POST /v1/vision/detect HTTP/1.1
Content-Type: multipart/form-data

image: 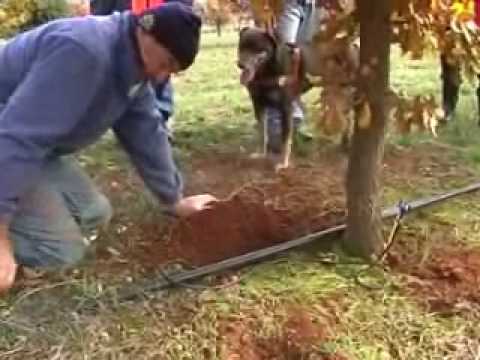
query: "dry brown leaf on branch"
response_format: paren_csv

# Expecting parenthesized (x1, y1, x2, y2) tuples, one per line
(392, 0, 480, 81)
(323, 106, 347, 135)
(314, 89, 443, 138)
(389, 93, 442, 137)
(249, 0, 283, 29)
(205, 0, 233, 25)
(357, 100, 372, 129)
(314, 85, 354, 136)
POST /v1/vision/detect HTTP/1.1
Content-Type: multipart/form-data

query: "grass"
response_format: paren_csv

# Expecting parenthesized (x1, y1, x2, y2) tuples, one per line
(2, 30, 480, 359)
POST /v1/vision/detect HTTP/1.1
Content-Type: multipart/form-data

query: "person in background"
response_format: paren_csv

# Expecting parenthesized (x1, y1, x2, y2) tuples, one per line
(266, 0, 317, 152)
(439, 0, 480, 124)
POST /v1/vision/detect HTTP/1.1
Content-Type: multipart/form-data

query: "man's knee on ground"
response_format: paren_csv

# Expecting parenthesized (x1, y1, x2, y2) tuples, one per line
(42, 238, 87, 268)
(12, 229, 88, 268)
(76, 194, 113, 233)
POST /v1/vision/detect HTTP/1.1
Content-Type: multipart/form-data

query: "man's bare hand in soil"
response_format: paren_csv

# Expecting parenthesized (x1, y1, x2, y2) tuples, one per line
(173, 194, 218, 218)
(0, 224, 17, 293)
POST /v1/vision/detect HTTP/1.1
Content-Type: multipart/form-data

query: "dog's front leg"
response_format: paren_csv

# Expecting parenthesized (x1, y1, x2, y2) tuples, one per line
(276, 100, 294, 172)
(262, 110, 268, 157)
(250, 97, 268, 159)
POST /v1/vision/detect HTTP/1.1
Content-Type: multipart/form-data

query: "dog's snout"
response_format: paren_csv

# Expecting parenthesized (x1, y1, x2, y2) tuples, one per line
(237, 61, 245, 70)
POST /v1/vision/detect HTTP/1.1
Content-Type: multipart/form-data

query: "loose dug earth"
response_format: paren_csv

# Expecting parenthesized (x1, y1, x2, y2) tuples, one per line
(135, 170, 345, 268)
(390, 244, 480, 313)
(219, 307, 347, 360)
(96, 144, 477, 273)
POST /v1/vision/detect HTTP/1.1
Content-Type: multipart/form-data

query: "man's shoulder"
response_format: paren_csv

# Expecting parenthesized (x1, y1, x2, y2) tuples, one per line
(39, 16, 116, 57)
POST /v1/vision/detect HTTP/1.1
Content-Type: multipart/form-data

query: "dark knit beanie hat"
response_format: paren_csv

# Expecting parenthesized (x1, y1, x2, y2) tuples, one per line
(136, 3, 201, 70)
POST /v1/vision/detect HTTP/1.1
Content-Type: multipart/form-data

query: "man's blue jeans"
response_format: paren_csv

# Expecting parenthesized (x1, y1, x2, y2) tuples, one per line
(276, 0, 316, 44)
(10, 157, 112, 268)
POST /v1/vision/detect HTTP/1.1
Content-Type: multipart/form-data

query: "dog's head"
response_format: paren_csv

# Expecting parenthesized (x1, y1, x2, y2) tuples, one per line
(237, 27, 276, 86)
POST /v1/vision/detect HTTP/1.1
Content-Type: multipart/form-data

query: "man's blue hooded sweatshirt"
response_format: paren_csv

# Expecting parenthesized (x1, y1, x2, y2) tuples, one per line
(0, 12, 183, 221)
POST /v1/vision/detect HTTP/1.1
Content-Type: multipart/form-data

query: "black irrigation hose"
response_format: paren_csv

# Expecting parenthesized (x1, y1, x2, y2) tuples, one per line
(117, 181, 480, 302)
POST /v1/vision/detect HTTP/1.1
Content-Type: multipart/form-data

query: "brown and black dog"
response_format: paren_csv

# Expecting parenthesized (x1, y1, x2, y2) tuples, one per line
(237, 27, 311, 171)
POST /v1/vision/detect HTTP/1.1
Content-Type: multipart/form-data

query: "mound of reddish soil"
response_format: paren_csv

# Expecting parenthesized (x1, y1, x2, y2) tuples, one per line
(136, 173, 345, 267)
(167, 196, 343, 266)
(169, 196, 295, 265)
(409, 248, 480, 312)
(219, 308, 347, 360)
(392, 245, 480, 313)
(95, 144, 479, 275)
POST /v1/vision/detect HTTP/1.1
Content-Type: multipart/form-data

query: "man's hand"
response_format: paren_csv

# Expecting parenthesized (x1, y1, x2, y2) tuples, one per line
(173, 194, 218, 218)
(0, 225, 17, 293)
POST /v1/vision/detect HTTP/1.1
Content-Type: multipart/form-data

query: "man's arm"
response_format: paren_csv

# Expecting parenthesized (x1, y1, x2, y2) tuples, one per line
(113, 85, 183, 208)
(113, 85, 217, 216)
(154, 79, 174, 122)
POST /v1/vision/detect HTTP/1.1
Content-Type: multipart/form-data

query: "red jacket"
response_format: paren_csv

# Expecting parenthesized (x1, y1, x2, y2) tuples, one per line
(476, 0, 480, 26)
(132, 0, 165, 14)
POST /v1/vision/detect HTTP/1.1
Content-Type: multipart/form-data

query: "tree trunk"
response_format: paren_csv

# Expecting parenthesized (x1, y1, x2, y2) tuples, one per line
(343, 0, 392, 259)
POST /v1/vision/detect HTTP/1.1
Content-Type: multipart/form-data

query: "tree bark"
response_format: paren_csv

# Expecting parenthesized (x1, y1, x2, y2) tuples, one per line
(343, 0, 393, 259)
